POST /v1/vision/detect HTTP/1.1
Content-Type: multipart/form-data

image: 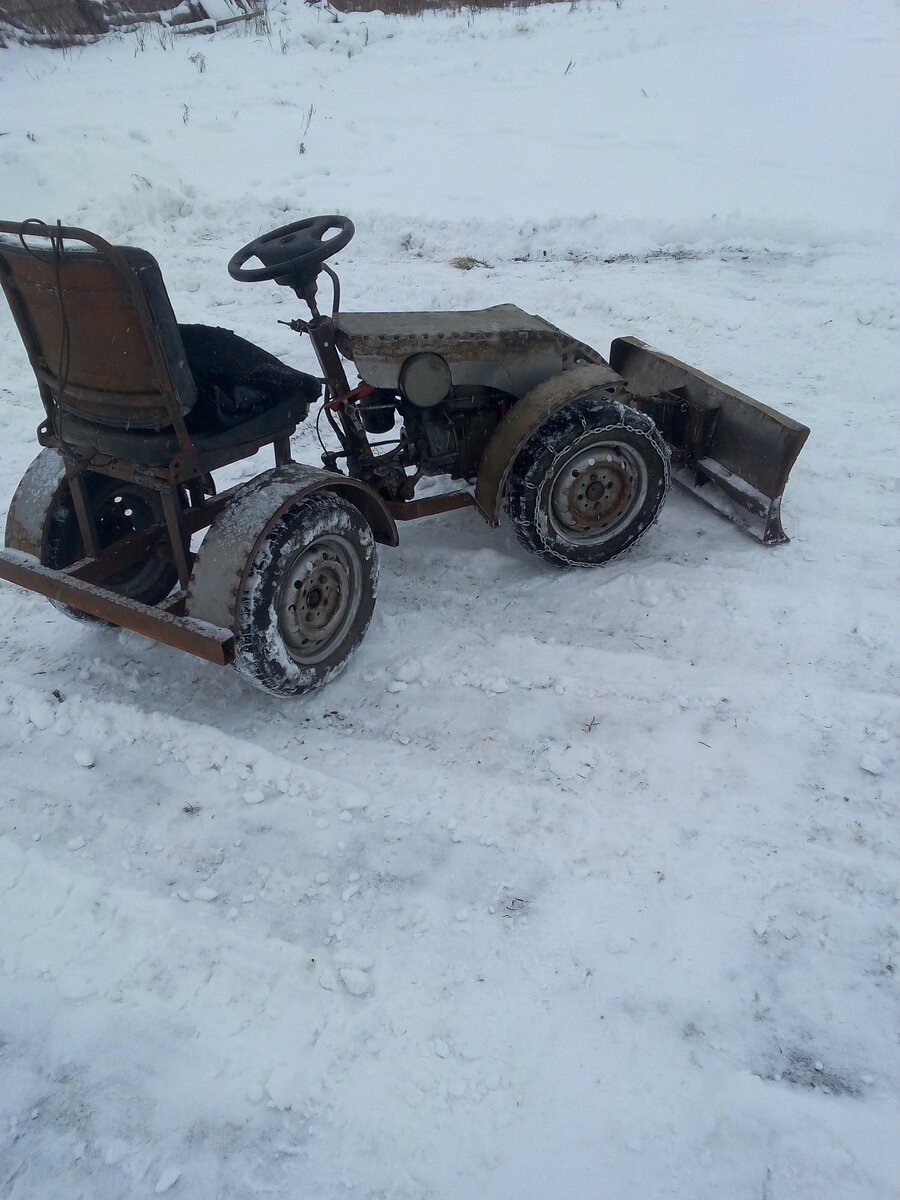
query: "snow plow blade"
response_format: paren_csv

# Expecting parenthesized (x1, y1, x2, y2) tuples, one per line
(609, 337, 809, 544)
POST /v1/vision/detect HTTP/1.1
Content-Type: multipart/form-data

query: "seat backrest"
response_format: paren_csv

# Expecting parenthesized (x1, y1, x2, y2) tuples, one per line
(0, 221, 197, 431)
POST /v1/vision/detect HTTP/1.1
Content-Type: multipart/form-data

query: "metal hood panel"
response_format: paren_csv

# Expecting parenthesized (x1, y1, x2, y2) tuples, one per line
(333, 304, 606, 398)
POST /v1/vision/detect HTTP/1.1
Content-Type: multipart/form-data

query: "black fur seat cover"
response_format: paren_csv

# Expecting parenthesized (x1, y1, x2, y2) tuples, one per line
(179, 324, 321, 433)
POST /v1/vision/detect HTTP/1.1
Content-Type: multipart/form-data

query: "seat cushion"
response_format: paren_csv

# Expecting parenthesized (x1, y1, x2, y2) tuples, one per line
(180, 324, 320, 434)
(50, 324, 321, 466)
(55, 392, 313, 467)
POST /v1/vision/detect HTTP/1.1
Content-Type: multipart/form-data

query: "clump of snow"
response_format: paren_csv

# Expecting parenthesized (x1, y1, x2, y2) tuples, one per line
(338, 967, 372, 997)
(154, 1167, 182, 1195)
(28, 699, 55, 731)
(73, 746, 96, 769)
(392, 657, 422, 683)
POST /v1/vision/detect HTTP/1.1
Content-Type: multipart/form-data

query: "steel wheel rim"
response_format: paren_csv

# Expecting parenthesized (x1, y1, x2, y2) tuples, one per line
(277, 535, 361, 665)
(548, 438, 649, 544)
(91, 486, 168, 591)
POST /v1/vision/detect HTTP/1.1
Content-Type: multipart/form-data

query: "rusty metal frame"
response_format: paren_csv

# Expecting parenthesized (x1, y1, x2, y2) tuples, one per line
(0, 549, 234, 665)
(0, 456, 401, 665)
(28, 419, 308, 605)
(0, 472, 245, 662)
(386, 491, 475, 521)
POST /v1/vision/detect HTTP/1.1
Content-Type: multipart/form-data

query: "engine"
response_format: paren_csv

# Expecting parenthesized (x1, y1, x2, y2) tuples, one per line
(401, 386, 511, 480)
(358, 384, 510, 483)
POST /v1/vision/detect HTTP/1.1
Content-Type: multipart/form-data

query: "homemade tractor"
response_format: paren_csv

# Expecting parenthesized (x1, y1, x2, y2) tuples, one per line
(0, 216, 809, 696)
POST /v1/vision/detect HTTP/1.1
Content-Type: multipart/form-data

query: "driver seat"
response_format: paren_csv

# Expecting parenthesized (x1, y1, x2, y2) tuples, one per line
(0, 222, 319, 473)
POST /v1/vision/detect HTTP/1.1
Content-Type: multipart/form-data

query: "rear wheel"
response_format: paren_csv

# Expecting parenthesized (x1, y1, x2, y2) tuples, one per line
(504, 394, 670, 567)
(46, 476, 180, 620)
(5, 449, 179, 623)
(233, 491, 378, 696)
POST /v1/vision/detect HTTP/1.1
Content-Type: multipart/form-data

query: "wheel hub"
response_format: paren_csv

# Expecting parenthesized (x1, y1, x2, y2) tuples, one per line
(277, 536, 360, 664)
(91, 485, 172, 593)
(549, 441, 649, 543)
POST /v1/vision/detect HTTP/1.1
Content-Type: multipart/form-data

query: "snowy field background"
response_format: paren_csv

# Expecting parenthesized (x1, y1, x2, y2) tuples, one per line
(0, 1, 898, 1196)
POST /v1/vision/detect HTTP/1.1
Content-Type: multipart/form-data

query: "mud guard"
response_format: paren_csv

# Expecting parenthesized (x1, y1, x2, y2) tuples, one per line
(187, 463, 397, 634)
(474, 363, 626, 525)
(609, 337, 809, 545)
(4, 447, 70, 559)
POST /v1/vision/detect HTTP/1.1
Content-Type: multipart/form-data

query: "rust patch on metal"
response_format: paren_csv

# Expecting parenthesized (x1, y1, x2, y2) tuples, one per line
(386, 491, 476, 521)
(0, 549, 234, 665)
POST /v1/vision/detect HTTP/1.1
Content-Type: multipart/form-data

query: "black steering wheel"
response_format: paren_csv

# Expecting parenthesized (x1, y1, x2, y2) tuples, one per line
(228, 215, 355, 285)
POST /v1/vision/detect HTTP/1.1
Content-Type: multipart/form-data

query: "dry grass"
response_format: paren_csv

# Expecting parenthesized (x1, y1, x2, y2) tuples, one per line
(0, 0, 589, 50)
(449, 255, 493, 270)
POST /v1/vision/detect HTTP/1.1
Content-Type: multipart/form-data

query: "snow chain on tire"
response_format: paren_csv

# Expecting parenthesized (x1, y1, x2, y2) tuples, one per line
(503, 392, 671, 568)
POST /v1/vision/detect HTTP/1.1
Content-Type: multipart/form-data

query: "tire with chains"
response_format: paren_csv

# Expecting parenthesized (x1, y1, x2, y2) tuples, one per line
(504, 393, 670, 567)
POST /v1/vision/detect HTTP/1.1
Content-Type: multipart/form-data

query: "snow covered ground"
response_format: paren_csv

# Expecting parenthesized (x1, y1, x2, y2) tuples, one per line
(0, 1, 898, 1196)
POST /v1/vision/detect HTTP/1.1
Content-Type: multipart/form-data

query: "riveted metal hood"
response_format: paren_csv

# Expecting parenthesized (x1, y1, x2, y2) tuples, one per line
(333, 303, 607, 398)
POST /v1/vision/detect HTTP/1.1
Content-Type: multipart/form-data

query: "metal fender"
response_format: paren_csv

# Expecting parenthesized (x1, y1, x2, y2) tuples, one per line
(4, 447, 69, 557)
(187, 463, 397, 633)
(474, 363, 626, 526)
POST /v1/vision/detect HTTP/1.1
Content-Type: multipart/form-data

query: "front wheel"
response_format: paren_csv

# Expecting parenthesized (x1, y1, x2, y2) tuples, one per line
(233, 491, 378, 696)
(503, 393, 670, 567)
